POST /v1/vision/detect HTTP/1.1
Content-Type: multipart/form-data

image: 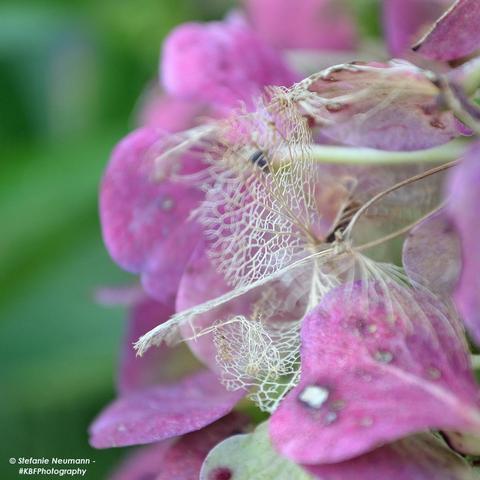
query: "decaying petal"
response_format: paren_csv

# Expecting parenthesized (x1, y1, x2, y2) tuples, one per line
(383, 0, 452, 56)
(293, 60, 462, 150)
(413, 0, 480, 61)
(403, 209, 462, 294)
(244, 0, 356, 51)
(99, 128, 204, 304)
(307, 433, 479, 480)
(89, 370, 244, 448)
(270, 282, 480, 464)
(118, 295, 199, 396)
(447, 140, 480, 344)
(161, 15, 298, 111)
(200, 422, 313, 480)
(110, 413, 248, 480)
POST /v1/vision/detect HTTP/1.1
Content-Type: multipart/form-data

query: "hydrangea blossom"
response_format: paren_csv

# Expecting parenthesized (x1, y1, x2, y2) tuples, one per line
(93, 0, 480, 478)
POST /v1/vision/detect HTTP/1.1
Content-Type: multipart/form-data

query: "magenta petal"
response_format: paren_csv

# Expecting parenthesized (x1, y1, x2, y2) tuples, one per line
(447, 141, 480, 344)
(89, 370, 244, 448)
(245, 0, 357, 51)
(176, 241, 254, 371)
(413, 0, 480, 61)
(307, 434, 475, 480)
(161, 16, 298, 110)
(402, 210, 461, 294)
(110, 413, 248, 480)
(270, 283, 480, 464)
(383, 0, 451, 56)
(99, 128, 204, 304)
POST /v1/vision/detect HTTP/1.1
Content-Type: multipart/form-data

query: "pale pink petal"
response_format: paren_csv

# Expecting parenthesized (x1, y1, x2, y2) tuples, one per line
(99, 128, 204, 304)
(161, 16, 298, 111)
(403, 210, 462, 294)
(118, 295, 199, 396)
(306, 61, 462, 150)
(413, 0, 480, 61)
(447, 140, 480, 344)
(383, 0, 452, 56)
(89, 370, 244, 448)
(307, 433, 476, 480)
(270, 283, 480, 464)
(244, 0, 357, 51)
(110, 414, 248, 480)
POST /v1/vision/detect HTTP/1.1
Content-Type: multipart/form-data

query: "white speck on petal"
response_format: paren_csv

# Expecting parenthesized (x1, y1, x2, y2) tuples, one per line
(299, 385, 329, 409)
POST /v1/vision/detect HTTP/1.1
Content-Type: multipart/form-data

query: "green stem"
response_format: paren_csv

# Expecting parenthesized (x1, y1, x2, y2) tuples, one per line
(309, 140, 467, 166)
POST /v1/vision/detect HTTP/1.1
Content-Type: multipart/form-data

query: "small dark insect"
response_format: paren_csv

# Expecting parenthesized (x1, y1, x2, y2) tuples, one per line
(325, 200, 361, 243)
(249, 150, 269, 172)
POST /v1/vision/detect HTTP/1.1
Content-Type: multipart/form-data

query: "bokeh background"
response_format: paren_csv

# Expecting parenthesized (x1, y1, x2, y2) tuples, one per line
(0, 1, 233, 478)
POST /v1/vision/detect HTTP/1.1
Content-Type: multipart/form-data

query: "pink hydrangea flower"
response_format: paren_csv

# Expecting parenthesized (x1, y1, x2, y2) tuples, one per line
(93, 1, 480, 478)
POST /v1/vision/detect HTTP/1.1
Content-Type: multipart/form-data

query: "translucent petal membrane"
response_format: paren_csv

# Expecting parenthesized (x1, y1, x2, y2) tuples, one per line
(118, 295, 199, 395)
(403, 210, 461, 294)
(89, 370, 244, 448)
(297, 60, 461, 150)
(244, 0, 356, 51)
(99, 128, 204, 304)
(447, 141, 480, 344)
(383, 0, 452, 56)
(306, 434, 478, 480)
(270, 282, 480, 464)
(161, 15, 298, 111)
(200, 422, 313, 480)
(413, 0, 480, 61)
(110, 414, 248, 480)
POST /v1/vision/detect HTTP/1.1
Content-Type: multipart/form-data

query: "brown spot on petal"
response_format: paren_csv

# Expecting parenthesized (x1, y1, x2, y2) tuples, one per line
(430, 119, 446, 129)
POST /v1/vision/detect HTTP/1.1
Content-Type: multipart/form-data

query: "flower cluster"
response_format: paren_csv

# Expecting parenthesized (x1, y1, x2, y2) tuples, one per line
(91, 1, 480, 478)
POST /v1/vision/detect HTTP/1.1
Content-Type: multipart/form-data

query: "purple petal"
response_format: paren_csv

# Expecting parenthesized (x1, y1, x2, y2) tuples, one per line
(118, 295, 199, 396)
(89, 370, 244, 448)
(110, 413, 248, 480)
(270, 283, 480, 464)
(307, 433, 476, 480)
(447, 140, 480, 344)
(413, 0, 480, 61)
(402, 210, 461, 294)
(383, 0, 452, 56)
(244, 0, 357, 51)
(308, 61, 462, 150)
(161, 15, 298, 111)
(176, 241, 254, 371)
(99, 128, 204, 304)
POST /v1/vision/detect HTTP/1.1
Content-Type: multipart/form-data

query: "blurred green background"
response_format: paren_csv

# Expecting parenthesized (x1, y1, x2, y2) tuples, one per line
(0, 1, 232, 478)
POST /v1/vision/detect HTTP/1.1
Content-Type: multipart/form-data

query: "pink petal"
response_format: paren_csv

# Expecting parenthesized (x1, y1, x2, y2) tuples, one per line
(161, 15, 298, 111)
(383, 0, 452, 56)
(99, 127, 204, 304)
(307, 61, 462, 150)
(176, 241, 255, 371)
(447, 140, 480, 344)
(307, 433, 476, 480)
(89, 370, 244, 448)
(270, 283, 480, 464)
(137, 88, 211, 131)
(402, 210, 461, 294)
(110, 413, 248, 480)
(413, 0, 480, 61)
(244, 0, 357, 51)
(118, 295, 198, 396)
